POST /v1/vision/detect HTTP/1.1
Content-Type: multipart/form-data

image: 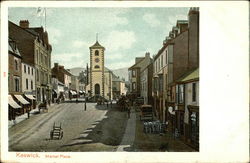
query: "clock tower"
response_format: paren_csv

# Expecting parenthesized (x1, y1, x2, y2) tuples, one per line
(89, 39, 105, 97)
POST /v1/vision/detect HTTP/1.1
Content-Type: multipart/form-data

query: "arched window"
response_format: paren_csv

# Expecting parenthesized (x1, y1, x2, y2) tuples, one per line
(95, 50, 99, 56)
(94, 65, 100, 69)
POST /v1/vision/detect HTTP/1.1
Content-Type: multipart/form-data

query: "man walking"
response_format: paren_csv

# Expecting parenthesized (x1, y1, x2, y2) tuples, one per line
(127, 106, 131, 118)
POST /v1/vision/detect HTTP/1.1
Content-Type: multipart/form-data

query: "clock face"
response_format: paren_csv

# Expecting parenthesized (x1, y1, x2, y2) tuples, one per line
(95, 58, 100, 63)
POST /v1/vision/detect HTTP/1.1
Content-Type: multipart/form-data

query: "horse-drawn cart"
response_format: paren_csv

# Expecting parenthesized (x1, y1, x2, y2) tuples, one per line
(50, 122, 63, 140)
(139, 104, 153, 121)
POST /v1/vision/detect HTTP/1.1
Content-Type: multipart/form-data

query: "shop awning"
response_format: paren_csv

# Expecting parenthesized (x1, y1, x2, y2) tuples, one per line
(8, 95, 21, 109)
(25, 94, 36, 100)
(14, 95, 30, 105)
(70, 90, 77, 95)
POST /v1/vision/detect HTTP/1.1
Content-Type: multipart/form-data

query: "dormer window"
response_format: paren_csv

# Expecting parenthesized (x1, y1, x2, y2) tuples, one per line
(95, 50, 99, 56)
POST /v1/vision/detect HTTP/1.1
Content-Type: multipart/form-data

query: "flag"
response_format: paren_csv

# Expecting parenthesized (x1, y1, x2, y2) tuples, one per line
(36, 7, 45, 17)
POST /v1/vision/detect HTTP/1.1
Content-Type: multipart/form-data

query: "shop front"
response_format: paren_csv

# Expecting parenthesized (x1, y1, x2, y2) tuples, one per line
(8, 95, 21, 121)
(187, 105, 199, 150)
(13, 94, 30, 118)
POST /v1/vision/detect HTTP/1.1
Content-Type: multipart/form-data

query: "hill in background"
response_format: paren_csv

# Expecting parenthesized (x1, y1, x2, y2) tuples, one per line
(68, 67, 128, 81)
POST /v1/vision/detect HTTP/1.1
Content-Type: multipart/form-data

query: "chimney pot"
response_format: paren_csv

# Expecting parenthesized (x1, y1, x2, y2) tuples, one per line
(19, 20, 29, 28)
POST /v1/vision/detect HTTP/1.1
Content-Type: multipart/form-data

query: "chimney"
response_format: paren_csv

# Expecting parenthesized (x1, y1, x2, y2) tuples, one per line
(54, 63, 59, 68)
(19, 20, 29, 28)
(145, 52, 150, 58)
(188, 7, 199, 69)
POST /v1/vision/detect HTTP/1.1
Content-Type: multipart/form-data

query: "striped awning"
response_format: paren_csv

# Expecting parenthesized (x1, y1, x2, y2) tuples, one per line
(8, 95, 21, 109)
(25, 94, 36, 100)
(14, 95, 30, 105)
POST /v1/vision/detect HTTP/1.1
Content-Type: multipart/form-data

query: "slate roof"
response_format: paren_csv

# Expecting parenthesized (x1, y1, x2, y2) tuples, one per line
(90, 41, 105, 49)
(176, 68, 199, 83)
(8, 38, 22, 58)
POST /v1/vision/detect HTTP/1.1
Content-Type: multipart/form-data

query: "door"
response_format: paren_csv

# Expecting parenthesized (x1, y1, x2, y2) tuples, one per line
(95, 84, 100, 95)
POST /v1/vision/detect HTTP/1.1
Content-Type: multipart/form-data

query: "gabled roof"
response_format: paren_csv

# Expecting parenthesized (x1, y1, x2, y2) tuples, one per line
(90, 41, 105, 49)
(176, 68, 199, 83)
(128, 57, 145, 70)
(8, 38, 22, 58)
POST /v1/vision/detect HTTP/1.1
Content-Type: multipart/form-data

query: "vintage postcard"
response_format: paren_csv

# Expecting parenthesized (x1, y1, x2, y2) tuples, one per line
(0, 1, 249, 163)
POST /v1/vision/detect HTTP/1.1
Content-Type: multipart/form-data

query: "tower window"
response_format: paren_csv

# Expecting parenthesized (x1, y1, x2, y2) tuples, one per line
(95, 50, 99, 56)
(94, 65, 100, 69)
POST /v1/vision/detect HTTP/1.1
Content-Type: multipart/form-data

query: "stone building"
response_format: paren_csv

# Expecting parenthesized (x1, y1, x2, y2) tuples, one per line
(8, 38, 23, 120)
(112, 75, 126, 100)
(9, 20, 52, 104)
(140, 62, 153, 105)
(128, 52, 152, 97)
(175, 68, 199, 150)
(87, 40, 113, 100)
(51, 63, 72, 99)
(8, 38, 22, 95)
(22, 62, 36, 96)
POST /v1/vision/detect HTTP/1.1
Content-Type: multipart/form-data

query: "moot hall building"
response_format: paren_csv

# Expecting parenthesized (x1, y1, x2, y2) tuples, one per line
(86, 40, 113, 100)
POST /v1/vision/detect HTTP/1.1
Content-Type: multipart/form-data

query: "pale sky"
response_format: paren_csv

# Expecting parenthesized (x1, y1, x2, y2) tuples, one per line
(8, 7, 189, 70)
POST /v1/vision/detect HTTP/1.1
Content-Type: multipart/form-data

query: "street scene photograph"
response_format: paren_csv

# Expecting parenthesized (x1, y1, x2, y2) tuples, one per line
(7, 7, 199, 152)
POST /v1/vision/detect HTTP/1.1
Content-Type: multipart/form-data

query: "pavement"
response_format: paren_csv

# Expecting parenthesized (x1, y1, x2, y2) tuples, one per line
(8, 103, 56, 128)
(116, 107, 136, 152)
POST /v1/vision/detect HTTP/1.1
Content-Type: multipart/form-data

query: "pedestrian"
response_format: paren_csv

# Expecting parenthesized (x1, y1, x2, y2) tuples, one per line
(84, 97, 87, 111)
(127, 106, 131, 118)
(110, 100, 112, 108)
(106, 101, 109, 108)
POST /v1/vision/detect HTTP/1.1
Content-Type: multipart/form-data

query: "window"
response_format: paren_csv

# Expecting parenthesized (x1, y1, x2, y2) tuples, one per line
(161, 55, 163, 68)
(32, 68, 33, 75)
(14, 77, 20, 92)
(31, 80, 33, 90)
(95, 50, 99, 56)
(192, 83, 196, 102)
(24, 65, 26, 73)
(165, 50, 168, 64)
(15, 60, 18, 71)
(132, 82, 136, 90)
(178, 84, 184, 103)
(26, 78, 28, 89)
(28, 67, 30, 74)
(36, 50, 39, 63)
(37, 69, 39, 81)
(132, 70, 136, 77)
(94, 65, 100, 69)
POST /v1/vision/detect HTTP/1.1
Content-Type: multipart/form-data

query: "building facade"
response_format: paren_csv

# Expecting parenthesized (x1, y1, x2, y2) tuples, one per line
(89, 41, 105, 97)
(140, 62, 153, 105)
(51, 63, 72, 99)
(22, 62, 36, 96)
(8, 38, 22, 95)
(128, 52, 152, 97)
(9, 20, 52, 104)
